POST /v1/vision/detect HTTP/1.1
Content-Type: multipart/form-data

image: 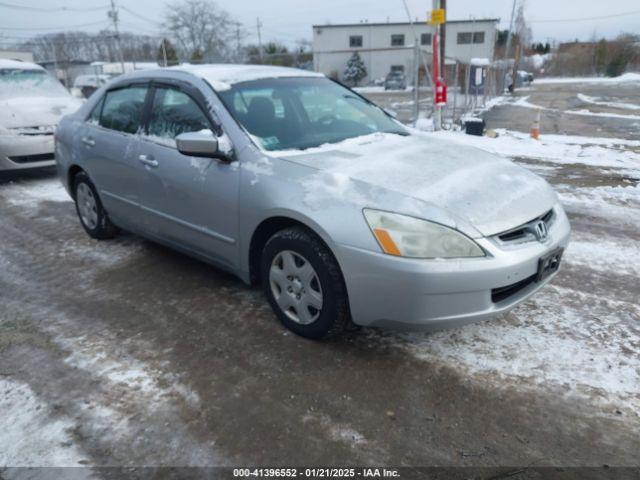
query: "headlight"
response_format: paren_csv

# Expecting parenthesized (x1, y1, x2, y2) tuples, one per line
(363, 209, 485, 259)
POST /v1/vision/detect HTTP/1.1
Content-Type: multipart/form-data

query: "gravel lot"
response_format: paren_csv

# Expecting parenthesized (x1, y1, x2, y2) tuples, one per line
(1, 79, 639, 475)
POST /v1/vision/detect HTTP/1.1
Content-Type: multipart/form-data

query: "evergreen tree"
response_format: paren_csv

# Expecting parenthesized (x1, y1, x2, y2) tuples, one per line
(157, 38, 179, 66)
(343, 52, 367, 86)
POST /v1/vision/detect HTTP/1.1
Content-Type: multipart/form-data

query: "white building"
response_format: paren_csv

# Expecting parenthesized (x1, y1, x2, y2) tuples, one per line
(0, 50, 34, 62)
(312, 19, 498, 84)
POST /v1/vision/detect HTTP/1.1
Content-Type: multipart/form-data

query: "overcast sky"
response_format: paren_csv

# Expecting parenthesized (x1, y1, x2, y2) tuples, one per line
(1, 0, 638, 47)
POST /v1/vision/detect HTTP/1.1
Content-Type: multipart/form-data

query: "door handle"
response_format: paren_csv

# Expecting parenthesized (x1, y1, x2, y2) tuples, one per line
(138, 154, 158, 167)
(81, 137, 95, 147)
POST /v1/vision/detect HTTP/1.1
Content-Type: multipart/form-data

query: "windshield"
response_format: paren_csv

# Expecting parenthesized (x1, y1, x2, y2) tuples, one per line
(0, 69, 69, 99)
(217, 77, 408, 151)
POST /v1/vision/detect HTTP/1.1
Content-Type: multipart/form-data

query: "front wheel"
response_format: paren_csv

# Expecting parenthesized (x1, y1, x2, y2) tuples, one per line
(261, 227, 350, 339)
(73, 172, 118, 240)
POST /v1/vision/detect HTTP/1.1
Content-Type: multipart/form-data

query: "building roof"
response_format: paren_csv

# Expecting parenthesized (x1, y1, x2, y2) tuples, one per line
(173, 64, 324, 90)
(313, 19, 499, 28)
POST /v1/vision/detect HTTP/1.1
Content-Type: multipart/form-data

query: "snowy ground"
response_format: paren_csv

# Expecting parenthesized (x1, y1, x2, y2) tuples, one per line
(0, 77, 639, 471)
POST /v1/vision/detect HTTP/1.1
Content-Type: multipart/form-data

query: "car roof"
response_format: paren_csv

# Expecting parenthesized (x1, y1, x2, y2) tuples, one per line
(173, 64, 325, 91)
(0, 59, 45, 71)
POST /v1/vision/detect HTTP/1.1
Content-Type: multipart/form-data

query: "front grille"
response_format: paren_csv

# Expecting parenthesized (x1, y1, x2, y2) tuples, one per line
(9, 153, 55, 164)
(10, 126, 55, 136)
(496, 209, 554, 245)
(491, 274, 537, 303)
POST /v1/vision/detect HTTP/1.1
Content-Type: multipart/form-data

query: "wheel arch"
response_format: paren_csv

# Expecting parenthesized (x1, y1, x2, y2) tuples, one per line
(247, 215, 342, 286)
(66, 164, 86, 199)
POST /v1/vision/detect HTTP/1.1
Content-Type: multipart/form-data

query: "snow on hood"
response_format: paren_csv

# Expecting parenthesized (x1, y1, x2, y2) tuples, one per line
(0, 95, 82, 129)
(275, 133, 557, 237)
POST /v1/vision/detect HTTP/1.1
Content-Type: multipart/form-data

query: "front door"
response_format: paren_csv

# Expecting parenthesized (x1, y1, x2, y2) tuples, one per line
(136, 85, 240, 269)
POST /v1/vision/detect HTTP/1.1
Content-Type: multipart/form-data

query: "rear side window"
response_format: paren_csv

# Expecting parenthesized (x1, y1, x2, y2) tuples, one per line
(99, 86, 148, 134)
(87, 97, 103, 125)
(147, 87, 211, 140)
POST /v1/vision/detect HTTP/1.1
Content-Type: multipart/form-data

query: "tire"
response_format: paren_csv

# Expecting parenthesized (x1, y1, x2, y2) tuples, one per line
(73, 171, 118, 240)
(261, 227, 350, 339)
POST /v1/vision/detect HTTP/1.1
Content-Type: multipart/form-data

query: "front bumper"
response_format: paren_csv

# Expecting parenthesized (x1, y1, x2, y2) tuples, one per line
(0, 134, 56, 171)
(336, 205, 571, 331)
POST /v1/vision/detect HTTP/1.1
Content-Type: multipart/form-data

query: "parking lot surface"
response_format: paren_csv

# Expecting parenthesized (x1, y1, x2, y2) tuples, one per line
(1, 79, 639, 473)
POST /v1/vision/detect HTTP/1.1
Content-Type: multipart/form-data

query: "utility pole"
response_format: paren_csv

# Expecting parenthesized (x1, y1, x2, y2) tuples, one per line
(440, 0, 446, 75)
(503, 0, 517, 91)
(256, 17, 263, 63)
(401, 0, 420, 125)
(108, 0, 125, 73)
(236, 23, 241, 62)
(431, 0, 442, 131)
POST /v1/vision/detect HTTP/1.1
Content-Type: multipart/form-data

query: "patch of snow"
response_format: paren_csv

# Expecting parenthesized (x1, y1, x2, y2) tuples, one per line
(470, 57, 491, 67)
(558, 183, 640, 227)
(414, 116, 434, 132)
(434, 129, 640, 170)
(577, 93, 640, 111)
(0, 378, 90, 468)
(3, 178, 71, 206)
(391, 283, 640, 416)
(302, 413, 367, 446)
(566, 109, 640, 122)
(534, 73, 640, 84)
(242, 156, 273, 186)
(302, 171, 368, 210)
(565, 232, 640, 277)
(57, 333, 200, 407)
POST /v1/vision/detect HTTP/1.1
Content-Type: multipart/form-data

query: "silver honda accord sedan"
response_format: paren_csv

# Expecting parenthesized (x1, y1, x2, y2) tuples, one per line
(55, 64, 570, 339)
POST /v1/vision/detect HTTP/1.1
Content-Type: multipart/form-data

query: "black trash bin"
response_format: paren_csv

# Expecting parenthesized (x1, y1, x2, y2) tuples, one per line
(464, 118, 485, 136)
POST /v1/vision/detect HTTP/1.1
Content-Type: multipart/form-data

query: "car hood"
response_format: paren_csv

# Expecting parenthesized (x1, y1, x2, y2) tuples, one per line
(275, 132, 557, 237)
(0, 95, 83, 129)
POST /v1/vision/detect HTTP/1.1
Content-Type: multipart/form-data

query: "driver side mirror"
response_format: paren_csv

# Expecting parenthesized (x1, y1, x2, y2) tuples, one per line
(176, 130, 233, 163)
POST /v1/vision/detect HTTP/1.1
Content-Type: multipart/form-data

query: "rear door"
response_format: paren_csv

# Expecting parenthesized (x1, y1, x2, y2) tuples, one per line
(136, 82, 240, 269)
(78, 83, 150, 225)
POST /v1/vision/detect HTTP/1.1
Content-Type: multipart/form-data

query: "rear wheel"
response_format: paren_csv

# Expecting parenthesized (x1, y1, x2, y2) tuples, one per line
(73, 172, 118, 240)
(261, 227, 350, 339)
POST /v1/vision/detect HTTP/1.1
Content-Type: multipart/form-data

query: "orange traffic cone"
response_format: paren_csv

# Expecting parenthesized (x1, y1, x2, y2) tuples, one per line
(530, 109, 541, 140)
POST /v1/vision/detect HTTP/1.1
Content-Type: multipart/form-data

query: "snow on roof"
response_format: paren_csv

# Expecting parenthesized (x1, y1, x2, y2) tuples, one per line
(174, 64, 324, 91)
(0, 59, 44, 71)
(470, 58, 491, 67)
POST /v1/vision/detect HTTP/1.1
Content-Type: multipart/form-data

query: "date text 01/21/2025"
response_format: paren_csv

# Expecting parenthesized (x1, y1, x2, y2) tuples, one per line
(232, 468, 401, 478)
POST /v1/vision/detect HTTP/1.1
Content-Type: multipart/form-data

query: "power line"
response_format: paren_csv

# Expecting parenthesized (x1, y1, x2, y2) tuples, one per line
(120, 6, 162, 26)
(0, 1, 107, 12)
(530, 9, 640, 23)
(0, 20, 108, 31)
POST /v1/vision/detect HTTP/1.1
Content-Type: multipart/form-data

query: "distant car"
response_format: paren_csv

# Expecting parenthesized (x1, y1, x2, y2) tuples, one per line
(73, 74, 111, 98)
(55, 64, 570, 339)
(0, 59, 82, 171)
(384, 71, 407, 90)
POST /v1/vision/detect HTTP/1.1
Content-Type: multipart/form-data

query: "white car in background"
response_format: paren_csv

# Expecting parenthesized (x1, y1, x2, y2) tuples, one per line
(0, 59, 82, 171)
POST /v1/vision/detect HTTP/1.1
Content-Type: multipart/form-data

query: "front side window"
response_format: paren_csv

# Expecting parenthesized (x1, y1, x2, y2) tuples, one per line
(147, 87, 211, 141)
(421, 33, 432, 45)
(99, 86, 148, 134)
(457, 32, 472, 44)
(217, 77, 407, 152)
(391, 34, 405, 46)
(473, 32, 485, 44)
(349, 35, 363, 48)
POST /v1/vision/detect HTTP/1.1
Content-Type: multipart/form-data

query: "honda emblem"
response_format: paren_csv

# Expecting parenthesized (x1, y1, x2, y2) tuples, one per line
(534, 221, 548, 242)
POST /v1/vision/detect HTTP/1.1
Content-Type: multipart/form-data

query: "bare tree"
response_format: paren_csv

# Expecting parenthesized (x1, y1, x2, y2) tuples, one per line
(164, 0, 239, 62)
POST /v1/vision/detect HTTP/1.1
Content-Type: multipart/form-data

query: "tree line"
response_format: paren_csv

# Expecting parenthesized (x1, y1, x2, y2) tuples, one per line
(11, 0, 311, 68)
